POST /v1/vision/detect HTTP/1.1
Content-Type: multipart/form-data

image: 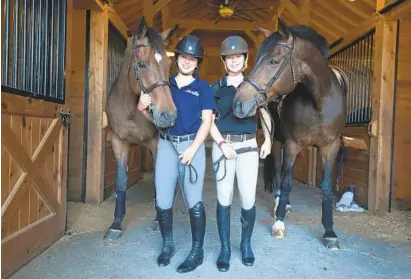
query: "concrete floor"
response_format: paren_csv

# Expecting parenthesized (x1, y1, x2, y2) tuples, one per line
(10, 150, 411, 279)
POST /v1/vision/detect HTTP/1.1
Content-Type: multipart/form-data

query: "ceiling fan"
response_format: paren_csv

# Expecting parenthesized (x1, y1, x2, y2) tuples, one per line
(198, 0, 273, 24)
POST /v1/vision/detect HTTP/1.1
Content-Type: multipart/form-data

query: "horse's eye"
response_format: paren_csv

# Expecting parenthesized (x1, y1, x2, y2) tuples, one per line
(269, 58, 279, 67)
(138, 62, 148, 70)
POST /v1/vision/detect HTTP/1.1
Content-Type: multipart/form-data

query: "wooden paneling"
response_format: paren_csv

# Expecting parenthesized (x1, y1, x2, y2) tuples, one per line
(392, 19, 411, 209)
(1, 93, 68, 278)
(67, 9, 87, 202)
(335, 127, 369, 208)
(104, 144, 143, 200)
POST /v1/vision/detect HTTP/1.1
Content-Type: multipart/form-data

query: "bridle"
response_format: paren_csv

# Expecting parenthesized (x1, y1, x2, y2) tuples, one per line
(240, 36, 296, 108)
(237, 34, 297, 147)
(131, 37, 171, 95)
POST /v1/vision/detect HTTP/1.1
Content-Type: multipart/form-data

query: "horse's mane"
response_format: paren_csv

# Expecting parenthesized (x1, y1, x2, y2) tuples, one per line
(256, 25, 329, 62)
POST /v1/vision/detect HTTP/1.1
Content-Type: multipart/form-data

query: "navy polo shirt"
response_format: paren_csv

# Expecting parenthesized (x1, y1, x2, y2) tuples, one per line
(212, 76, 257, 135)
(168, 74, 216, 136)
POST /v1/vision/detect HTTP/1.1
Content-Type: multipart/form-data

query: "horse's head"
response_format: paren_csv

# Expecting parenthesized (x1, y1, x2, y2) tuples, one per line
(233, 18, 301, 118)
(128, 17, 178, 128)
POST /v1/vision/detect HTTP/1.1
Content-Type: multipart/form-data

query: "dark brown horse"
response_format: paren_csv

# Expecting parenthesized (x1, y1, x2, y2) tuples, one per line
(104, 17, 178, 240)
(233, 19, 348, 250)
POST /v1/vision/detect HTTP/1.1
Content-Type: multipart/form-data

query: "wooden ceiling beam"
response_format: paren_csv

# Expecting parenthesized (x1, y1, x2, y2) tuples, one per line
(169, 18, 274, 32)
(150, 0, 170, 17)
(335, 0, 371, 19)
(107, 6, 129, 39)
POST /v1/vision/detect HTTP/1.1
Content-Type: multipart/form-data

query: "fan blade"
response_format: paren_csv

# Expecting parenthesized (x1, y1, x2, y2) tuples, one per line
(232, 12, 254, 22)
(198, 0, 220, 8)
(214, 15, 222, 24)
(235, 6, 274, 12)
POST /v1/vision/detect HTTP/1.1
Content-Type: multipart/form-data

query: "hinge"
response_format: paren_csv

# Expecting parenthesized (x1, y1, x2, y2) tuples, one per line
(59, 108, 73, 127)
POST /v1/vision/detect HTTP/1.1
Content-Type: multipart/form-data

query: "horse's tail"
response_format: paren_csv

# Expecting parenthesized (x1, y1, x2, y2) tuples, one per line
(264, 153, 275, 193)
(330, 65, 349, 94)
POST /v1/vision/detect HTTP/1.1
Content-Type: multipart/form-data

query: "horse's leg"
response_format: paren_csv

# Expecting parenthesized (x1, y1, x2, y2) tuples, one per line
(272, 140, 283, 217)
(319, 138, 340, 250)
(272, 140, 301, 239)
(104, 133, 129, 241)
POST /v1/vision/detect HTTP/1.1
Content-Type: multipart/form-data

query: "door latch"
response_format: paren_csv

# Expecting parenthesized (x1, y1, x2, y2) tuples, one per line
(59, 108, 73, 127)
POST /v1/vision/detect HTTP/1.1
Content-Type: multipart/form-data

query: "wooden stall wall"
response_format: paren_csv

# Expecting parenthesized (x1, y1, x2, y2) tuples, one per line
(392, 17, 411, 210)
(1, 0, 73, 277)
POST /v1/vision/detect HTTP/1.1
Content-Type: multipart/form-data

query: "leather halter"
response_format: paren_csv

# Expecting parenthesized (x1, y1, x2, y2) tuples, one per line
(131, 37, 171, 95)
(240, 36, 296, 108)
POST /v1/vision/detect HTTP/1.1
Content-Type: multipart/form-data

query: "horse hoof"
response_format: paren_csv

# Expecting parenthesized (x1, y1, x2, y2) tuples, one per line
(286, 204, 292, 213)
(272, 228, 285, 240)
(104, 228, 124, 241)
(323, 238, 340, 250)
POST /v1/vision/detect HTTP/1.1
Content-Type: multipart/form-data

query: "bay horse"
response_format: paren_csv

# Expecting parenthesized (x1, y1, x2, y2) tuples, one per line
(104, 17, 178, 240)
(233, 19, 348, 250)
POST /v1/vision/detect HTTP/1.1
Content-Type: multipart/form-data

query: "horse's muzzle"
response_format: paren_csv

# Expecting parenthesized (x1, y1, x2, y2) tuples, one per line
(233, 99, 257, 118)
(153, 109, 177, 128)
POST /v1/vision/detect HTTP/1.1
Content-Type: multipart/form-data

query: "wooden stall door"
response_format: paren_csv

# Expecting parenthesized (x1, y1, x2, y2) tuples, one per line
(1, 94, 68, 278)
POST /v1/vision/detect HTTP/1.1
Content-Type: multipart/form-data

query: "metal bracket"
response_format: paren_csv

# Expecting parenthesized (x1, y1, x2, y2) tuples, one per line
(59, 108, 73, 127)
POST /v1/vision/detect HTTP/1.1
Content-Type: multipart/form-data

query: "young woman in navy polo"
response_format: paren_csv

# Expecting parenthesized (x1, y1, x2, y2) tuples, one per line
(209, 36, 272, 272)
(138, 35, 215, 274)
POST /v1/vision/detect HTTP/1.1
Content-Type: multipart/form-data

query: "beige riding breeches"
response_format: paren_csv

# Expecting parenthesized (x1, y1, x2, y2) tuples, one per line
(212, 138, 259, 210)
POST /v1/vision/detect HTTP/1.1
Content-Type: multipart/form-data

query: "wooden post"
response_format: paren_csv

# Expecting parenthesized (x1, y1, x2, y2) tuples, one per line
(86, 9, 109, 203)
(368, 15, 398, 213)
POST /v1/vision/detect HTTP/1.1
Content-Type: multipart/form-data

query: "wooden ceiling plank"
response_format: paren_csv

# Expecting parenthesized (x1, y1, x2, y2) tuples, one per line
(335, 0, 371, 19)
(310, 21, 338, 43)
(311, 10, 348, 35)
(318, 1, 362, 26)
(170, 18, 260, 31)
(167, 27, 196, 50)
(312, 3, 355, 29)
(115, 0, 140, 14)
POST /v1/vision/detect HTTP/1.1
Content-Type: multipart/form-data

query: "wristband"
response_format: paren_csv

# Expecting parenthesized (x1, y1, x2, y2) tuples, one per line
(218, 140, 226, 148)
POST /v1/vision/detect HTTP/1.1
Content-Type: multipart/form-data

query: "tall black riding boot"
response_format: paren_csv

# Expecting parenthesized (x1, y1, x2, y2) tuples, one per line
(177, 201, 206, 273)
(155, 205, 175, 267)
(240, 205, 256, 266)
(216, 201, 231, 272)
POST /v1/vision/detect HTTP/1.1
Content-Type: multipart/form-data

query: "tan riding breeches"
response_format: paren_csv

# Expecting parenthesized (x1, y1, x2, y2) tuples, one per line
(212, 138, 259, 210)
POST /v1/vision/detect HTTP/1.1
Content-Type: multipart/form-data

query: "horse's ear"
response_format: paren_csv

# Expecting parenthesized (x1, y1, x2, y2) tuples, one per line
(136, 16, 148, 39)
(256, 25, 273, 38)
(161, 24, 179, 43)
(277, 17, 290, 40)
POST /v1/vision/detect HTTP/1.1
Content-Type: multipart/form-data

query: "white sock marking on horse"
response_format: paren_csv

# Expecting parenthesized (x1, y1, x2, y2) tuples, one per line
(272, 220, 285, 231)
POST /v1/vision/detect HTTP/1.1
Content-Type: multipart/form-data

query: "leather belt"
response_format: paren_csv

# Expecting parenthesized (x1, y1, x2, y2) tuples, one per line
(160, 133, 196, 143)
(222, 133, 256, 142)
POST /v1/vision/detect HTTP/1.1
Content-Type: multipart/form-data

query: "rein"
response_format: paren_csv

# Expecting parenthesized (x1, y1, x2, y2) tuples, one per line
(212, 147, 260, 181)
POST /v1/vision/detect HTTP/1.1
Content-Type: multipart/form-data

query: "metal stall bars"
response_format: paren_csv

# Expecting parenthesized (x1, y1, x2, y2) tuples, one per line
(329, 30, 375, 126)
(1, 0, 67, 103)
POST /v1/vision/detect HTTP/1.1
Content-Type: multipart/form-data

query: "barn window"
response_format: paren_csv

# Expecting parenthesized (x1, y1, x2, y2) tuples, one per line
(329, 30, 375, 126)
(107, 22, 127, 96)
(1, 0, 67, 104)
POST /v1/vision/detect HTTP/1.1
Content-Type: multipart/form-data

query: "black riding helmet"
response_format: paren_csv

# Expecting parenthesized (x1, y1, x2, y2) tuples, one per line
(175, 35, 204, 72)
